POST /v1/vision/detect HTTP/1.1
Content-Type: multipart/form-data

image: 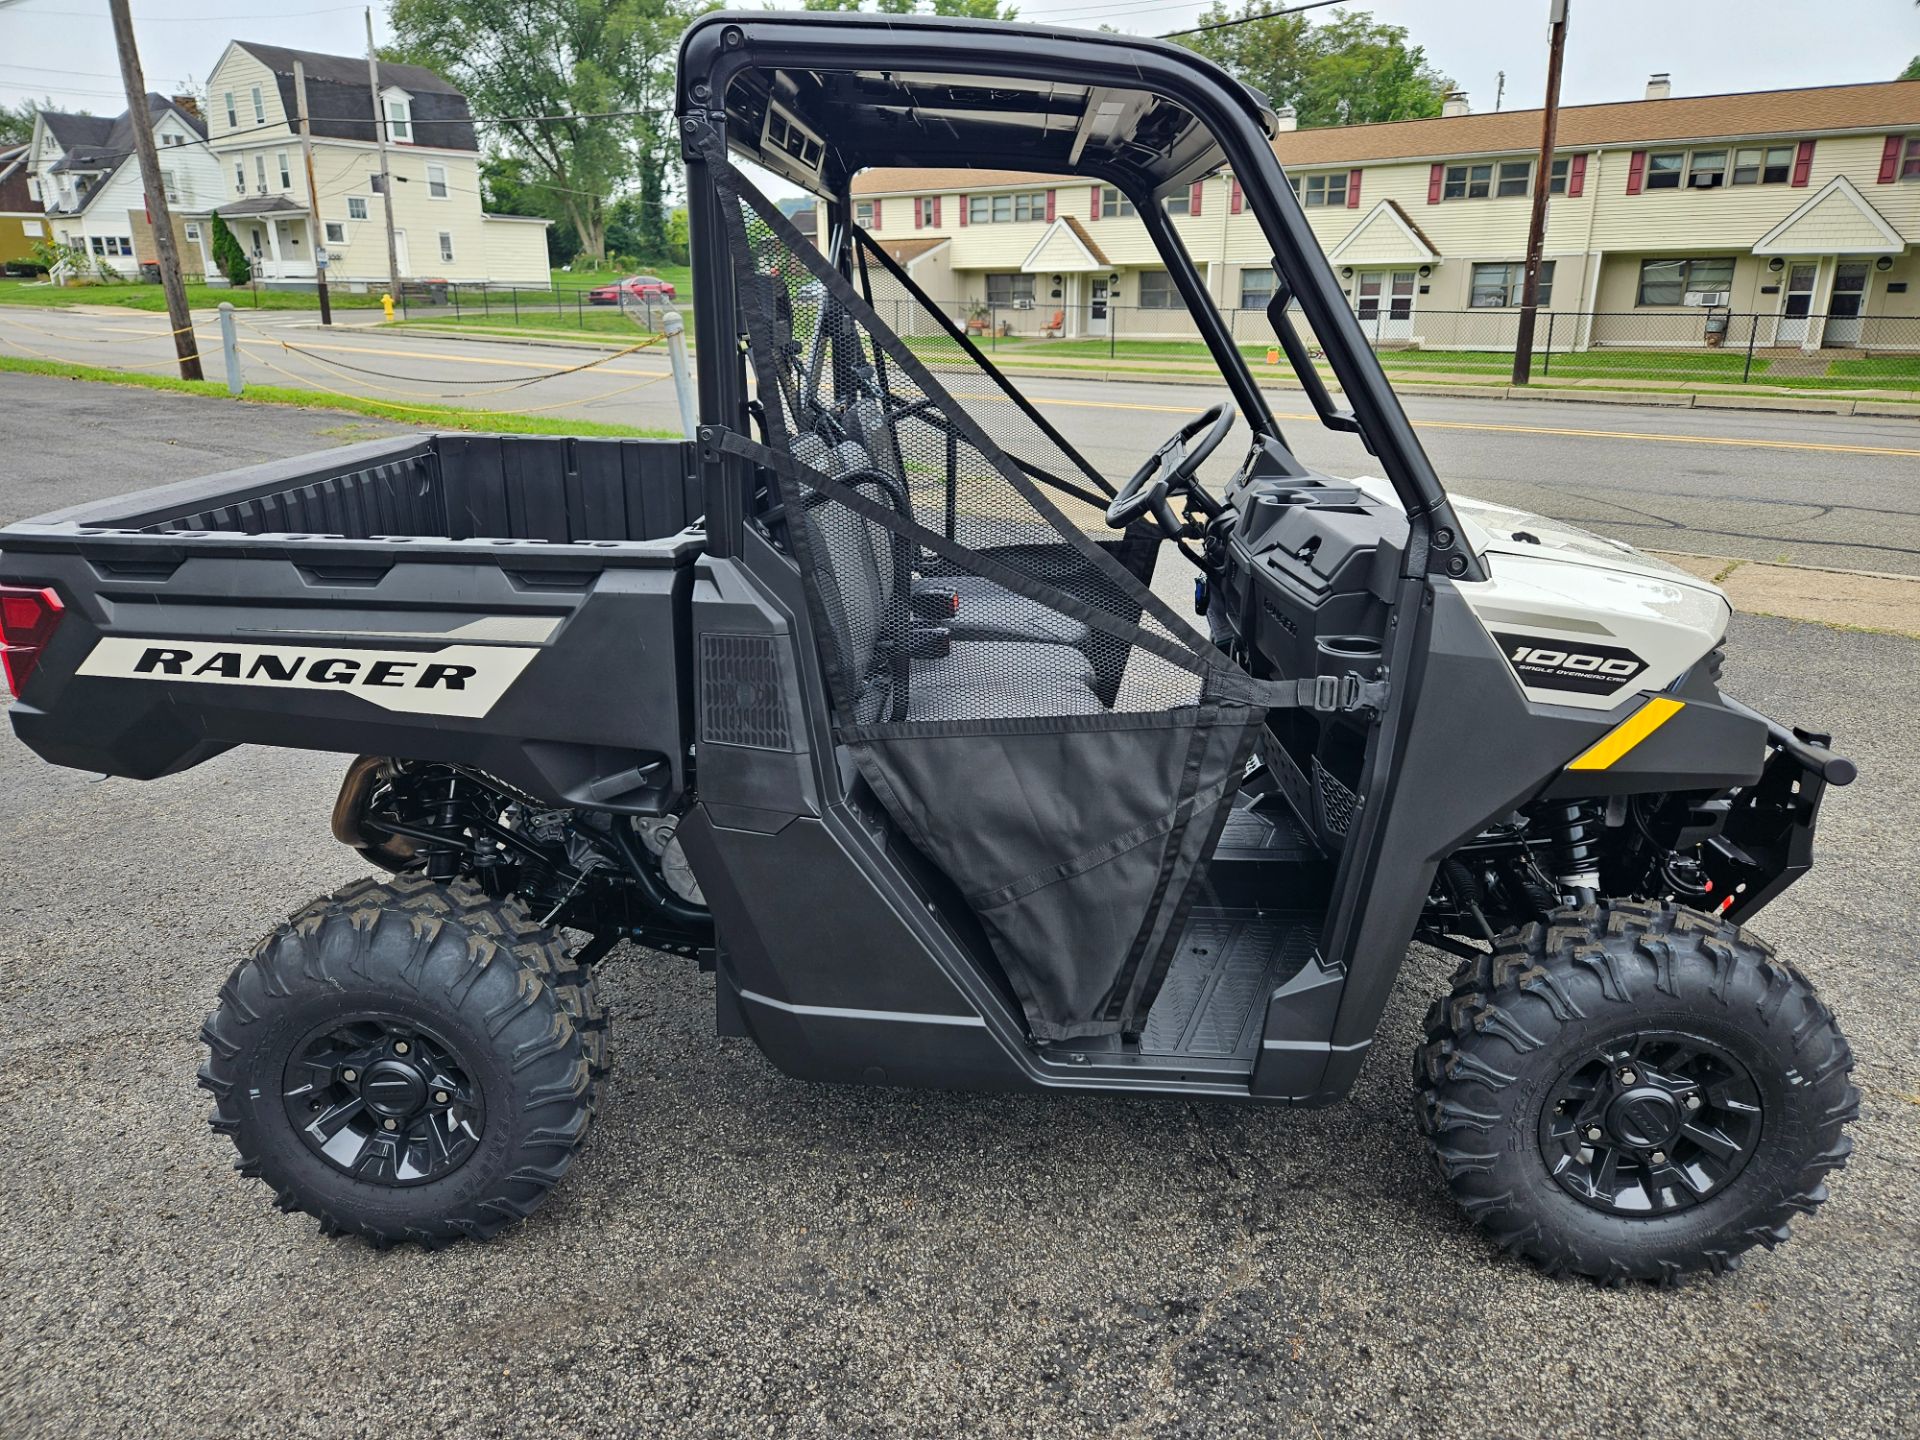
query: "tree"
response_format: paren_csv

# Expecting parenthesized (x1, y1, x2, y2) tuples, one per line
(1901, 55, 1920, 80)
(480, 153, 580, 266)
(389, 0, 698, 264)
(801, 0, 1017, 14)
(209, 213, 251, 286)
(1, 96, 68, 150)
(1173, 4, 1453, 127)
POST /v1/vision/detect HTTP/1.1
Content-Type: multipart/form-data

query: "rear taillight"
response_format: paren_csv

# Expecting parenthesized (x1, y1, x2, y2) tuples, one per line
(0, 584, 64, 697)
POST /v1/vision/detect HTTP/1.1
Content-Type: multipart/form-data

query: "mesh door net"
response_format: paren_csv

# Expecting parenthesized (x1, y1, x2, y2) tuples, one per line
(710, 149, 1271, 1040)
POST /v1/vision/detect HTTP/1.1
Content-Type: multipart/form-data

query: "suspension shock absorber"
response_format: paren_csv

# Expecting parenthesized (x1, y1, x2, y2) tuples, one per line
(424, 770, 465, 884)
(1547, 801, 1605, 902)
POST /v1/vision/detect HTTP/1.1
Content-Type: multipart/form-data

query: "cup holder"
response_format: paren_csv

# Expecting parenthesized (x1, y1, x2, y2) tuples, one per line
(1315, 633, 1383, 680)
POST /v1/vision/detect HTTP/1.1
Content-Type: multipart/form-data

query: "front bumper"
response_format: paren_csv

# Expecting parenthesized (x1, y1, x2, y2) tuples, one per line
(1705, 698, 1856, 922)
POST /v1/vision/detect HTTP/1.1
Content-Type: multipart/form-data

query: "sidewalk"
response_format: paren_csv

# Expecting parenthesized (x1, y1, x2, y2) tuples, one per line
(1652, 552, 1920, 640)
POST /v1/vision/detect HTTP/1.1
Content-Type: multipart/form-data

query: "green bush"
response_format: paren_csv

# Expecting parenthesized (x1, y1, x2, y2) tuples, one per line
(210, 214, 251, 287)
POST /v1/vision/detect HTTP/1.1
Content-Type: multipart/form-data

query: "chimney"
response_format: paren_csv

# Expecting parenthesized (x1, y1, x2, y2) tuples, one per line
(1441, 91, 1470, 118)
(1274, 104, 1297, 132)
(1645, 72, 1672, 100)
(171, 94, 201, 118)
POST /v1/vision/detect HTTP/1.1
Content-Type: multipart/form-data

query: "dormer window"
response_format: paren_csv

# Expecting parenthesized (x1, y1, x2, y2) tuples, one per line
(383, 91, 413, 143)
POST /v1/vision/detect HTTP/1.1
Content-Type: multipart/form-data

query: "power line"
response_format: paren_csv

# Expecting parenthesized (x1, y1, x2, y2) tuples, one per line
(1159, 0, 1344, 41)
(0, 3, 365, 20)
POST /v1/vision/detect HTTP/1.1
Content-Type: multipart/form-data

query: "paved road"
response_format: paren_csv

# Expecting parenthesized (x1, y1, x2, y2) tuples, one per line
(0, 384, 1915, 1437)
(5, 305, 1920, 571)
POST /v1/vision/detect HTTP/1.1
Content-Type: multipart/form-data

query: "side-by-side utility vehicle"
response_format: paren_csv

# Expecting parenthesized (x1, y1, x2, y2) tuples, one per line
(0, 14, 1859, 1280)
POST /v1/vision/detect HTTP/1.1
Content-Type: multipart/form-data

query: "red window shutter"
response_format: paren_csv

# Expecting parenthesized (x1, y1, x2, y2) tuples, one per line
(872, 199, 882, 229)
(913, 199, 922, 230)
(1229, 178, 1243, 214)
(1879, 135, 1904, 184)
(1568, 153, 1587, 197)
(1090, 184, 1102, 218)
(1427, 163, 1443, 204)
(1045, 189, 1055, 222)
(1625, 150, 1646, 195)
(1189, 181, 1204, 215)
(1791, 139, 1814, 187)
(932, 196, 941, 227)
(1347, 169, 1362, 208)
(958, 196, 968, 226)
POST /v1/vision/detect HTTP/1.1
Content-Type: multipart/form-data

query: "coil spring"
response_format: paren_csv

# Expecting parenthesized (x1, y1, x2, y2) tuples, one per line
(1548, 801, 1605, 890)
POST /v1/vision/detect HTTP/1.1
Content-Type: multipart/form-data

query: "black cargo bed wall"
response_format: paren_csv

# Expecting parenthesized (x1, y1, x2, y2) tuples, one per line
(87, 434, 701, 545)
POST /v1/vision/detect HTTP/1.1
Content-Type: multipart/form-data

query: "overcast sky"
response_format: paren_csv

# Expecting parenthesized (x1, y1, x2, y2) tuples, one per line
(2, 0, 1915, 120)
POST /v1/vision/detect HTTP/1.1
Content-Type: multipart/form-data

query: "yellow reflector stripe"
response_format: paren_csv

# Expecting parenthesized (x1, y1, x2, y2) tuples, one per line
(1566, 697, 1686, 771)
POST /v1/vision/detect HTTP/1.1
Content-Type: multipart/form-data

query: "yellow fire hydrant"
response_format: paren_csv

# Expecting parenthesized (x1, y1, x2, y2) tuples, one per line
(381, 292, 395, 322)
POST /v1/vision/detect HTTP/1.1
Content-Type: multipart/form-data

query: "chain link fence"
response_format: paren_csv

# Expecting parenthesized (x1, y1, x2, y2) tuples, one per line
(878, 297, 1920, 394)
(391, 281, 690, 335)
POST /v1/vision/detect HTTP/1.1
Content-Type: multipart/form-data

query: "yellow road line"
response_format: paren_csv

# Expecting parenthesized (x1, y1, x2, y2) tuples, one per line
(1566, 697, 1686, 771)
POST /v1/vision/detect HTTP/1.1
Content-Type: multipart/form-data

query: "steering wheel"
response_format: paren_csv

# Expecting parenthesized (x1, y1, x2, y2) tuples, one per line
(1105, 399, 1237, 534)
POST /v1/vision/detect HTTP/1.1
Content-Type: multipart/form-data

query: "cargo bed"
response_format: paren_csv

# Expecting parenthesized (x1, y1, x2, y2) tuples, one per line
(0, 434, 706, 812)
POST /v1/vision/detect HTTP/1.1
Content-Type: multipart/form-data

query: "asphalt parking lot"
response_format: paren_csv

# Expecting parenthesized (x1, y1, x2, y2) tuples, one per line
(1, 383, 1917, 1437)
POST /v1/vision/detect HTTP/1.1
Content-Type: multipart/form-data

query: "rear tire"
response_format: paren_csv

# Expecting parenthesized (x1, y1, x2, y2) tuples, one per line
(1413, 901, 1858, 1284)
(199, 887, 595, 1247)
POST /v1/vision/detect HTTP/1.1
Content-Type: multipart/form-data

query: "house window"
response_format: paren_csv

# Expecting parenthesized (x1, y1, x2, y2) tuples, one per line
(1442, 163, 1492, 200)
(386, 99, 412, 143)
(1163, 192, 1189, 216)
(254, 155, 267, 192)
(1137, 269, 1177, 309)
(278, 152, 291, 189)
(1899, 136, 1920, 181)
(1470, 260, 1555, 307)
(233, 159, 246, 195)
(92, 235, 132, 257)
(984, 272, 1034, 306)
(369, 173, 386, 195)
(184, 223, 200, 241)
(162, 169, 179, 203)
(438, 231, 454, 262)
(324, 221, 346, 244)
(855, 199, 874, 226)
(162, 132, 184, 148)
(1097, 186, 1135, 218)
(1636, 256, 1735, 305)
(426, 164, 448, 199)
(1300, 171, 1348, 207)
(918, 196, 935, 226)
(223, 92, 236, 128)
(1644, 151, 1685, 189)
(1687, 150, 1727, 188)
(1731, 145, 1795, 185)
(89, 236, 102, 255)
(967, 192, 1045, 223)
(1548, 157, 1571, 194)
(1239, 266, 1275, 309)
(1495, 160, 1531, 197)
(347, 196, 369, 220)
(23, 219, 43, 236)
(251, 86, 265, 124)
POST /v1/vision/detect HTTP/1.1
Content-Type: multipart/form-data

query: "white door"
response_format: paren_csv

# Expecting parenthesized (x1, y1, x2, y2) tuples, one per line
(1777, 263, 1817, 346)
(392, 229, 410, 277)
(1353, 271, 1416, 342)
(1088, 278, 1109, 336)
(1823, 262, 1868, 346)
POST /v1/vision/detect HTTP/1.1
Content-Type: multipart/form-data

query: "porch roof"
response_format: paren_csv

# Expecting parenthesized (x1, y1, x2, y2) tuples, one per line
(1751, 177, 1908, 257)
(217, 196, 309, 218)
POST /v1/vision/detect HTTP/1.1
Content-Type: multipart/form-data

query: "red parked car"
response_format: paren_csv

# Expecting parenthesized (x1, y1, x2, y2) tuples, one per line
(587, 274, 677, 305)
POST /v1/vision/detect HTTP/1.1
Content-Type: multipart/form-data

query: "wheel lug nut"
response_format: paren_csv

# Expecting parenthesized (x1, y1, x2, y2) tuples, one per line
(1685, 1095, 1702, 1111)
(383, 1117, 398, 1131)
(1585, 1126, 1603, 1142)
(435, 1091, 450, 1104)
(342, 1069, 358, 1082)
(1618, 1069, 1638, 1085)
(1650, 1150, 1667, 1165)
(394, 1041, 410, 1056)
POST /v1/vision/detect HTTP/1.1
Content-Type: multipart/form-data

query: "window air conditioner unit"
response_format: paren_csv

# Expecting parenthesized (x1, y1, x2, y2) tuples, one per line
(1683, 290, 1730, 307)
(1012, 298, 1035, 310)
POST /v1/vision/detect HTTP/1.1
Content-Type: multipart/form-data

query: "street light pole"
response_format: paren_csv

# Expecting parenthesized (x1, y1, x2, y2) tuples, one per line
(1511, 0, 1569, 386)
(106, 0, 202, 380)
(365, 7, 402, 304)
(293, 61, 333, 326)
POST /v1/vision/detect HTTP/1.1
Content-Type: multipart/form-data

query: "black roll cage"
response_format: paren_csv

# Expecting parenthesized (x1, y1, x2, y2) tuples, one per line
(676, 10, 1483, 584)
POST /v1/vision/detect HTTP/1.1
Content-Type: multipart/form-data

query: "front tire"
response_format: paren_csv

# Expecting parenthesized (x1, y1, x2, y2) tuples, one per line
(1414, 901, 1858, 1283)
(199, 888, 595, 1247)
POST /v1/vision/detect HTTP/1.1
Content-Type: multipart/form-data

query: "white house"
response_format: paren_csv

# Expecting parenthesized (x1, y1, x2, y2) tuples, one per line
(27, 94, 225, 279)
(200, 40, 550, 289)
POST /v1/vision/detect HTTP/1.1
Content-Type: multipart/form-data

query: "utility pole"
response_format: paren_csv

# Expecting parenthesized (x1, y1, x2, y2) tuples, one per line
(293, 61, 332, 325)
(365, 7, 402, 303)
(107, 0, 202, 380)
(1511, 0, 1569, 386)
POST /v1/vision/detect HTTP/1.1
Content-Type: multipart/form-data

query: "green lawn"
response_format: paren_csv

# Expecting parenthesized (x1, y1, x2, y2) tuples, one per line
(550, 263, 691, 296)
(0, 353, 673, 436)
(0, 276, 385, 312)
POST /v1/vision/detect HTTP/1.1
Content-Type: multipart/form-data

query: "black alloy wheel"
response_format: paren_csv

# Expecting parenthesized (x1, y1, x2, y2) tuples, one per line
(283, 1016, 486, 1186)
